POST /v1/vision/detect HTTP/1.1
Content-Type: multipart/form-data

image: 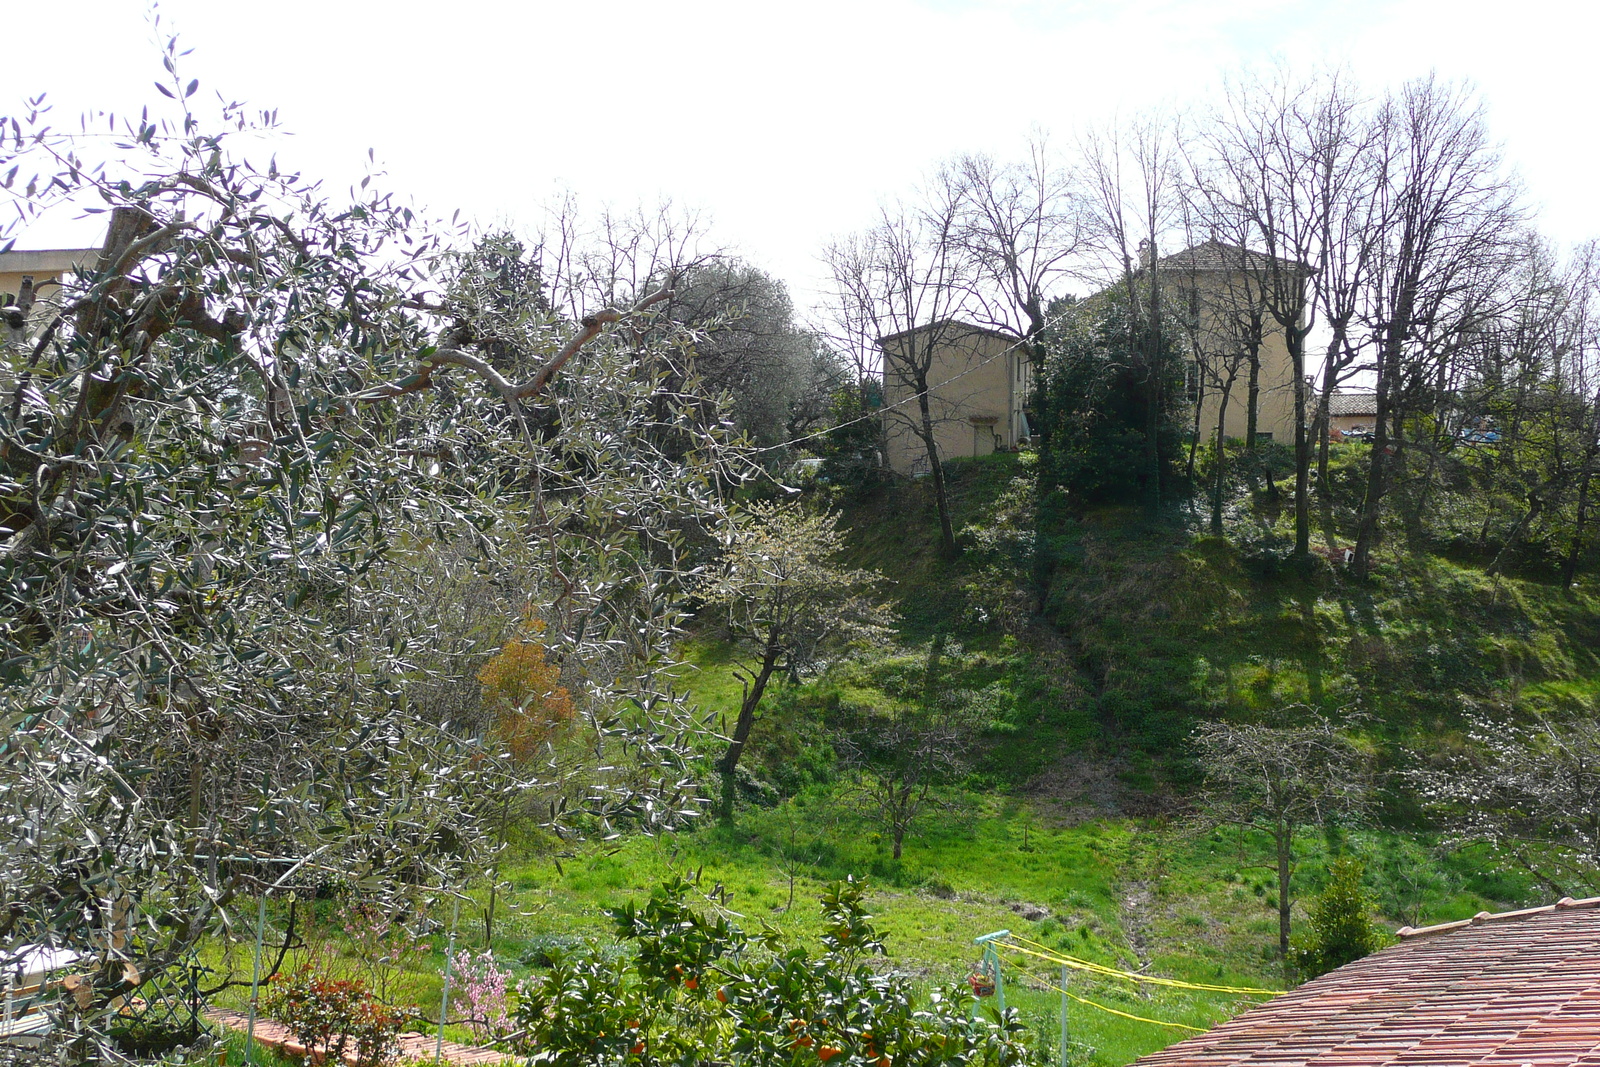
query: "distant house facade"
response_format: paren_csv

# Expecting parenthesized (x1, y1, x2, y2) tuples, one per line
(878, 321, 1031, 476)
(0, 246, 100, 341)
(1325, 391, 1379, 436)
(874, 242, 1305, 477)
(1158, 240, 1303, 446)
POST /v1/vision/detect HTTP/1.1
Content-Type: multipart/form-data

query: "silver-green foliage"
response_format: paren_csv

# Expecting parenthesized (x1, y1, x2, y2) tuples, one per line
(0, 49, 748, 1056)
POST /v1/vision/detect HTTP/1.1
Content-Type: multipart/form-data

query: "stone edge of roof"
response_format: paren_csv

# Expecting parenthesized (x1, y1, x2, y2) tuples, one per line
(1395, 895, 1600, 940)
(874, 319, 1019, 347)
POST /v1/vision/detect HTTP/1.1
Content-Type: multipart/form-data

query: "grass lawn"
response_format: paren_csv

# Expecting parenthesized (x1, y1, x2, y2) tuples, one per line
(468, 783, 1520, 1067)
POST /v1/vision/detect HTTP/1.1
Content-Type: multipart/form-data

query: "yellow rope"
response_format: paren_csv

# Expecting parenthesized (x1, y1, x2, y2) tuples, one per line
(998, 935, 1284, 996)
(1011, 972, 1206, 1033)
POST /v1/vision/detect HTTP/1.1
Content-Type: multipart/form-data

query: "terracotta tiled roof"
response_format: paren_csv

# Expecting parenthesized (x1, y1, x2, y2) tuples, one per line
(1327, 393, 1378, 418)
(1133, 897, 1600, 1067)
(874, 319, 1017, 347)
(1153, 240, 1308, 275)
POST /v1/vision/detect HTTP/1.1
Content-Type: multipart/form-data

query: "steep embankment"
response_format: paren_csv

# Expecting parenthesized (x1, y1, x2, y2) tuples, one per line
(483, 456, 1600, 1067)
(833, 452, 1600, 792)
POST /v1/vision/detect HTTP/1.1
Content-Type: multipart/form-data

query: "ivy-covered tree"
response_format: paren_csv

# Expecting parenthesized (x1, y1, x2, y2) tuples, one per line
(1032, 293, 1188, 508)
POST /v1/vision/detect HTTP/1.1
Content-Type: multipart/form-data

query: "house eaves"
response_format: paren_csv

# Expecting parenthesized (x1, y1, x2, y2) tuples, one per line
(874, 319, 1018, 349)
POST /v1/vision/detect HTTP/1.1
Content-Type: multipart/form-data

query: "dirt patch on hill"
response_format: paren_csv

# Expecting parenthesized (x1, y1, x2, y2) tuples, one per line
(1024, 752, 1171, 825)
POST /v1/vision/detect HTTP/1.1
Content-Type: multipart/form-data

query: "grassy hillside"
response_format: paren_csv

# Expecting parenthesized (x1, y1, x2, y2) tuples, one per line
(468, 451, 1582, 1064)
(233, 453, 1599, 1067)
(829, 451, 1600, 785)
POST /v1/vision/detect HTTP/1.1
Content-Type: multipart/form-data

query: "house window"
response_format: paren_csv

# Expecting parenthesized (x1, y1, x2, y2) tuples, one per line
(1178, 285, 1200, 329)
(1183, 361, 1200, 404)
(1256, 431, 1274, 443)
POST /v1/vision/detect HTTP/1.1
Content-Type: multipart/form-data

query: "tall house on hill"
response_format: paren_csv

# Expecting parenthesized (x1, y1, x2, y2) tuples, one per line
(1155, 239, 1305, 447)
(0, 246, 101, 342)
(877, 320, 1031, 476)
(874, 241, 1305, 478)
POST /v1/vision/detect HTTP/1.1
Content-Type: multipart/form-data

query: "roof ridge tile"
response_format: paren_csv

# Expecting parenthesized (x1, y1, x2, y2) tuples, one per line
(1396, 898, 1600, 940)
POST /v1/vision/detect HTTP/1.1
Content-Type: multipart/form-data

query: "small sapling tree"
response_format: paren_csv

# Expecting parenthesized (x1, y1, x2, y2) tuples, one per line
(1294, 857, 1384, 979)
(699, 502, 890, 821)
(838, 635, 983, 860)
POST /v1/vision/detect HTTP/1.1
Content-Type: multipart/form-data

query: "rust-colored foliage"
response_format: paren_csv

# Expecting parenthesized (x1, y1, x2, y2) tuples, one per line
(477, 617, 575, 762)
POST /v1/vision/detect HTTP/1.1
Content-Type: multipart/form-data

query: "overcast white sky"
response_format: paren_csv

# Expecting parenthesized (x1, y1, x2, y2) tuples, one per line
(5, 0, 1596, 317)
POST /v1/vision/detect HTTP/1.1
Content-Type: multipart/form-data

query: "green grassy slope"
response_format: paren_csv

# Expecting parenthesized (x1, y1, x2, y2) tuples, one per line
(831, 452, 1600, 781)
(240, 452, 1596, 1067)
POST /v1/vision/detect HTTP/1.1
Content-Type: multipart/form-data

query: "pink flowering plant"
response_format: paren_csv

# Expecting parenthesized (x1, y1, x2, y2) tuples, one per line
(450, 949, 512, 1041)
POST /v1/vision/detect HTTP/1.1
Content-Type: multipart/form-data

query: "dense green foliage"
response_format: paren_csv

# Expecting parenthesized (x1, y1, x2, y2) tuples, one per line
(1033, 297, 1188, 509)
(1293, 858, 1384, 979)
(510, 877, 1040, 1067)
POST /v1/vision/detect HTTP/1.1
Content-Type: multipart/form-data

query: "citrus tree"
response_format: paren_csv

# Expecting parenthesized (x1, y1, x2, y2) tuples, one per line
(511, 876, 1044, 1067)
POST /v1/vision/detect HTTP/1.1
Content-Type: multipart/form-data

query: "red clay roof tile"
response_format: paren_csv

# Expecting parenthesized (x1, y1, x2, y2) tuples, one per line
(1135, 900, 1600, 1067)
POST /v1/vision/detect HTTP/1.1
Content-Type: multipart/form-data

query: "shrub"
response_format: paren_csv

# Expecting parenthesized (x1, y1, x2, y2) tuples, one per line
(1294, 857, 1385, 979)
(450, 949, 512, 1042)
(509, 875, 1042, 1067)
(263, 968, 404, 1067)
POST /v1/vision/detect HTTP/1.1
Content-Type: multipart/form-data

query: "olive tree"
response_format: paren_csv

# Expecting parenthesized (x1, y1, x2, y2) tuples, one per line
(0, 54, 748, 1056)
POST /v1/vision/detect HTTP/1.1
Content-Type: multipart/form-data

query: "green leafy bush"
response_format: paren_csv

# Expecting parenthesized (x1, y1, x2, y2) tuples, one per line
(510, 875, 1042, 1067)
(1294, 858, 1385, 979)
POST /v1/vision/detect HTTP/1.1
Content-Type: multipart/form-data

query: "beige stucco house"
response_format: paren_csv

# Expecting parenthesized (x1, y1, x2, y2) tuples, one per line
(0, 246, 100, 340)
(874, 242, 1308, 477)
(1158, 240, 1303, 446)
(878, 320, 1031, 476)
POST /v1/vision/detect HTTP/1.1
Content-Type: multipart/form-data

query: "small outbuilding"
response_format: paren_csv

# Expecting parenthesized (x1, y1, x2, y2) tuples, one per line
(1134, 897, 1600, 1067)
(1325, 392, 1379, 438)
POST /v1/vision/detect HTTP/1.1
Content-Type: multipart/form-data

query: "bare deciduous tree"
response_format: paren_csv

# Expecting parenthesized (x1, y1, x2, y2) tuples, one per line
(825, 191, 976, 556)
(1194, 711, 1372, 977)
(949, 140, 1087, 363)
(1350, 76, 1523, 579)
